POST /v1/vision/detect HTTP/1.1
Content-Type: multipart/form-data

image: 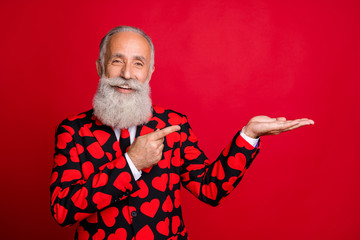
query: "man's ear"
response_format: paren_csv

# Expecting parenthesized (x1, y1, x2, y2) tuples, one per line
(147, 66, 155, 82)
(96, 60, 102, 77)
(151, 66, 155, 75)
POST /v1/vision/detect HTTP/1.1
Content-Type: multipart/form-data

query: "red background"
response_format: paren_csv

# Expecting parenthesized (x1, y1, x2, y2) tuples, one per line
(1, 0, 359, 239)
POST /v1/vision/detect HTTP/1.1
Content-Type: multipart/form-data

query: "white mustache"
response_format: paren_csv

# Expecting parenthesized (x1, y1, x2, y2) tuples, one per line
(106, 77, 143, 91)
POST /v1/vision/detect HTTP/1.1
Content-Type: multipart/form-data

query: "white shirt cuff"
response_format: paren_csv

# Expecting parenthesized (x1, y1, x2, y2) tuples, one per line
(124, 152, 142, 180)
(240, 127, 260, 147)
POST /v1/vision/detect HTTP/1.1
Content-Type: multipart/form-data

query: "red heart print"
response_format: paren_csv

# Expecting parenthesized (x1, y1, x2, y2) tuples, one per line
(53, 203, 68, 225)
(81, 161, 94, 180)
(158, 150, 171, 169)
(93, 192, 112, 210)
(69, 147, 80, 162)
(71, 187, 88, 209)
(74, 212, 92, 222)
(211, 161, 225, 180)
(58, 188, 69, 199)
(236, 135, 254, 149)
(105, 152, 113, 161)
(228, 153, 246, 171)
(50, 172, 58, 185)
(140, 125, 154, 135)
(93, 229, 105, 240)
(76, 143, 84, 154)
(169, 173, 180, 191)
(57, 132, 72, 149)
(185, 181, 200, 197)
(222, 143, 231, 157)
(162, 195, 173, 213)
(140, 199, 160, 218)
(68, 113, 86, 121)
(152, 116, 166, 129)
(108, 228, 127, 240)
(136, 225, 154, 240)
(142, 166, 153, 173)
(51, 187, 61, 205)
(77, 226, 89, 240)
(186, 164, 204, 171)
(100, 207, 119, 227)
(168, 113, 182, 125)
(54, 154, 67, 167)
(171, 149, 182, 167)
(92, 172, 109, 188)
(114, 156, 126, 169)
(87, 142, 105, 159)
(93, 130, 111, 146)
(180, 132, 187, 142)
(131, 179, 149, 198)
(61, 169, 82, 182)
(202, 182, 218, 201)
(62, 125, 75, 135)
(172, 216, 180, 234)
(188, 128, 198, 142)
(184, 146, 201, 160)
(112, 141, 121, 157)
(222, 176, 238, 192)
(153, 105, 165, 113)
(95, 119, 103, 126)
(152, 174, 168, 192)
(113, 172, 132, 192)
(86, 213, 98, 223)
(156, 217, 169, 236)
(79, 124, 93, 137)
(166, 132, 180, 148)
(122, 206, 136, 224)
(174, 189, 181, 208)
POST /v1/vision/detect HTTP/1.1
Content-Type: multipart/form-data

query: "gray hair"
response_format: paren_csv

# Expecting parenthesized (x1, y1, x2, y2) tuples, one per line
(98, 26, 155, 70)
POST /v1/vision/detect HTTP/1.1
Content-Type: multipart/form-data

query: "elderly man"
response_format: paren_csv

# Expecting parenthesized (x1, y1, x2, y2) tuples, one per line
(50, 26, 314, 240)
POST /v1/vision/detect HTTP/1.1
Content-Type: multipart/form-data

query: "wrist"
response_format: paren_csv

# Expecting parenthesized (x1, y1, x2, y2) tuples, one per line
(243, 126, 258, 139)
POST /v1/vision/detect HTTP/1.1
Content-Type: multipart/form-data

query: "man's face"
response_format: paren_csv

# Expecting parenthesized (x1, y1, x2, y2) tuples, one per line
(101, 31, 154, 93)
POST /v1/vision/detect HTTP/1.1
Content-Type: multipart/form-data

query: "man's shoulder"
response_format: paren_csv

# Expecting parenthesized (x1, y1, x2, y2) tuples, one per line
(57, 109, 94, 130)
(152, 105, 189, 125)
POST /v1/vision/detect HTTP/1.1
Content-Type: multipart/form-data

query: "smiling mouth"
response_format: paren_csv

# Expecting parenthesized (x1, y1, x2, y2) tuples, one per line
(115, 84, 134, 93)
(118, 86, 132, 90)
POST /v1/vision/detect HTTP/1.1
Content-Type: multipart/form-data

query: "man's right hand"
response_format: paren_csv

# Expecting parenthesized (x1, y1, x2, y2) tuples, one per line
(127, 125, 181, 170)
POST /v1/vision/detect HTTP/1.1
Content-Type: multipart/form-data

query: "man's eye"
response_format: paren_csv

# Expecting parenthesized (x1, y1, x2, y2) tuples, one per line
(112, 59, 122, 63)
(135, 62, 143, 66)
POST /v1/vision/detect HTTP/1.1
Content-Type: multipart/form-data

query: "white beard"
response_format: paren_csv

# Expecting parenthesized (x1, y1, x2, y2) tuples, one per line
(93, 76, 152, 129)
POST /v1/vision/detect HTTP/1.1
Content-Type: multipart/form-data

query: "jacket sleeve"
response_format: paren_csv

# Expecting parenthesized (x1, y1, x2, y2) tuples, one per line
(50, 121, 140, 226)
(179, 115, 260, 206)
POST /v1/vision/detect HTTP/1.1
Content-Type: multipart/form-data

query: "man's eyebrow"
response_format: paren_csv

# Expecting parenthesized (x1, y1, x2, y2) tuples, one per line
(133, 55, 146, 62)
(111, 54, 147, 62)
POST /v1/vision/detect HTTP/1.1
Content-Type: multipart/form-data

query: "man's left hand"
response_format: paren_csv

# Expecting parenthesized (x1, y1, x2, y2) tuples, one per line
(243, 116, 315, 139)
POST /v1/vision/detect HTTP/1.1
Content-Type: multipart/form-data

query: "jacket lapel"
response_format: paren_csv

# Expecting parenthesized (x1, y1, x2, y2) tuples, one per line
(89, 116, 119, 162)
(136, 108, 166, 137)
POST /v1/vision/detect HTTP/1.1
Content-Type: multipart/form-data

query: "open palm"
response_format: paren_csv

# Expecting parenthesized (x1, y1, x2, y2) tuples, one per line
(243, 116, 314, 138)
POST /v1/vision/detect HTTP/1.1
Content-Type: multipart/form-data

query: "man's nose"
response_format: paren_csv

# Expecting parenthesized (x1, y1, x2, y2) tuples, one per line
(121, 63, 131, 80)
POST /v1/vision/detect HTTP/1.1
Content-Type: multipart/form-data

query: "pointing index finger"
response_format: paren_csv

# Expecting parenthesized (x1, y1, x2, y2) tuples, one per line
(152, 125, 181, 140)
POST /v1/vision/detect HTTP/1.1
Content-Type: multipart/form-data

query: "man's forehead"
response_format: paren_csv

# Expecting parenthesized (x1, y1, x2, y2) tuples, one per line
(107, 31, 151, 57)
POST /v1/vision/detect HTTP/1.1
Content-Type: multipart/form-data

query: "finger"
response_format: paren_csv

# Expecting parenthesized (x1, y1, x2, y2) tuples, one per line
(151, 125, 181, 140)
(291, 118, 315, 124)
(152, 137, 165, 145)
(276, 117, 287, 121)
(273, 120, 300, 130)
(279, 120, 314, 132)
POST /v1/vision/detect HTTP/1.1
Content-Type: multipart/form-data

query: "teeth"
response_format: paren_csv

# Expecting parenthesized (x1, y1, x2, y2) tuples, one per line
(120, 85, 131, 89)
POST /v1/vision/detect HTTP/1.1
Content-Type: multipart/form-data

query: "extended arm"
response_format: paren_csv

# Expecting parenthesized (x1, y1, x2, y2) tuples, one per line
(180, 115, 314, 206)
